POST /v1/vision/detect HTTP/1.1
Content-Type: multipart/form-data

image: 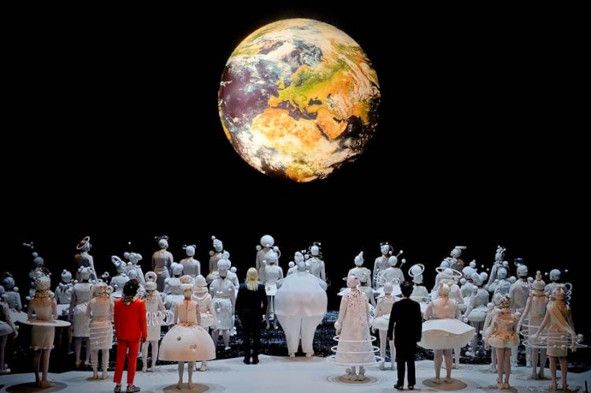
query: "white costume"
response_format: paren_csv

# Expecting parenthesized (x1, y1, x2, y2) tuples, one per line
(409, 264, 429, 314)
(307, 243, 326, 282)
(463, 272, 489, 355)
(371, 282, 396, 370)
(255, 234, 280, 279)
(180, 245, 201, 278)
(69, 267, 93, 366)
(26, 275, 70, 388)
(86, 282, 113, 379)
(159, 282, 216, 390)
(152, 236, 173, 292)
(75, 236, 97, 282)
(334, 276, 377, 381)
(0, 286, 17, 374)
(110, 256, 129, 299)
(124, 252, 145, 285)
(421, 284, 474, 384)
(208, 236, 225, 275)
(142, 272, 166, 372)
(275, 255, 327, 357)
(193, 275, 215, 371)
(55, 269, 74, 305)
(518, 271, 548, 379)
(376, 254, 405, 298)
(210, 258, 236, 350)
(1, 274, 26, 324)
(262, 250, 283, 329)
(487, 295, 520, 389)
(373, 242, 394, 289)
(344, 252, 376, 307)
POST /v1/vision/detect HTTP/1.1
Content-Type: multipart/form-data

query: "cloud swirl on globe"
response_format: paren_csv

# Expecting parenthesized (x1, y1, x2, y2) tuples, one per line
(218, 18, 380, 182)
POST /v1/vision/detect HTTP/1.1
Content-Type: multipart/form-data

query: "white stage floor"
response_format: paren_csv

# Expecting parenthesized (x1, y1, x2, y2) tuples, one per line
(1, 356, 589, 393)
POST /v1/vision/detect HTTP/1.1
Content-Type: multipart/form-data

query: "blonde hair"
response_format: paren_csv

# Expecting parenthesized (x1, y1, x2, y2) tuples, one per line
(246, 268, 258, 291)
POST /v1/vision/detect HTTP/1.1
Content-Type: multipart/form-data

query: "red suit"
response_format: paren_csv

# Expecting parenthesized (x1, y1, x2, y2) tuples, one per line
(113, 298, 147, 385)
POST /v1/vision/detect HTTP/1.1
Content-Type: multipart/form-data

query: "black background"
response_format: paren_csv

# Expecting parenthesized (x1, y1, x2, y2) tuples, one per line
(3, 5, 588, 332)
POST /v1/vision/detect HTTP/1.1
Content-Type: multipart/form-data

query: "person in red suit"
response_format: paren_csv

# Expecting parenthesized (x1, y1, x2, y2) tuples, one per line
(113, 279, 147, 393)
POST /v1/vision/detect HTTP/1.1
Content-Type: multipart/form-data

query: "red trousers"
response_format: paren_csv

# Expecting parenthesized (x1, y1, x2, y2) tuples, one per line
(114, 339, 140, 385)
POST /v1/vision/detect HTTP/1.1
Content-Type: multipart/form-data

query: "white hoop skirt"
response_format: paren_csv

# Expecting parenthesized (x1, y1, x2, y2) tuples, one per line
(418, 319, 475, 350)
(159, 324, 216, 362)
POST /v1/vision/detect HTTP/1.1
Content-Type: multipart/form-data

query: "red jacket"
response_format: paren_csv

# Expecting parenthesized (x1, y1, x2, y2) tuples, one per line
(114, 298, 147, 342)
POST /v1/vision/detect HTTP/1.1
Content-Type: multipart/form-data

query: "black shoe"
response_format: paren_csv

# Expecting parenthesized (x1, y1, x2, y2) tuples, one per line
(126, 385, 140, 393)
(243, 357, 251, 365)
(252, 356, 259, 364)
(408, 386, 414, 390)
(114, 385, 121, 393)
(394, 384, 404, 390)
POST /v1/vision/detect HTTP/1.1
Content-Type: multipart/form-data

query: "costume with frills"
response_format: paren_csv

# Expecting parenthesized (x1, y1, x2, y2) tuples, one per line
(487, 309, 520, 349)
(210, 277, 235, 330)
(334, 289, 377, 366)
(419, 298, 474, 350)
(145, 290, 166, 341)
(159, 299, 216, 362)
(70, 282, 92, 337)
(87, 294, 113, 350)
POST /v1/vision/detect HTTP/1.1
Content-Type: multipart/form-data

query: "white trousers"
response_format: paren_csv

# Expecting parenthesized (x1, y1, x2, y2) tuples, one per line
(278, 315, 324, 355)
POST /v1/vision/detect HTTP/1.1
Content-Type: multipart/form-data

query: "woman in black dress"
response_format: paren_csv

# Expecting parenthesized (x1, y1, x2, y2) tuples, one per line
(235, 268, 268, 364)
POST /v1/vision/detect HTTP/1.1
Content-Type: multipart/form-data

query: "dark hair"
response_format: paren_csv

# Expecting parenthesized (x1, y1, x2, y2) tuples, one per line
(400, 281, 413, 298)
(123, 279, 140, 297)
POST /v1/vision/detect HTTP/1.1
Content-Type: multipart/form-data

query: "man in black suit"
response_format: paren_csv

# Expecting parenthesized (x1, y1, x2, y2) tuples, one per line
(387, 280, 423, 390)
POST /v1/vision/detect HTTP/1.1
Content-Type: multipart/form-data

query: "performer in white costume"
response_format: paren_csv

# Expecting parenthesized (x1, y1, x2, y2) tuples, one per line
(517, 271, 547, 379)
(262, 250, 283, 329)
(533, 286, 582, 391)
(256, 234, 280, 278)
(487, 295, 520, 390)
(275, 253, 327, 358)
(408, 264, 429, 314)
(210, 258, 236, 350)
(164, 264, 184, 311)
(193, 275, 215, 371)
(26, 274, 70, 388)
(208, 236, 225, 275)
(345, 252, 376, 307)
(55, 269, 74, 305)
(152, 235, 173, 292)
(486, 245, 507, 290)
(159, 280, 216, 390)
(75, 236, 97, 282)
(307, 243, 326, 282)
(373, 242, 393, 289)
(0, 285, 17, 374)
(463, 272, 490, 356)
(421, 283, 474, 384)
(376, 254, 405, 296)
(509, 263, 529, 366)
(141, 272, 166, 373)
(544, 269, 573, 304)
(70, 266, 93, 367)
(371, 282, 396, 370)
(124, 252, 145, 285)
(110, 256, 129, 299)
(334, 275, 377, 381)
(180, 244, 201, 278)
(86, 281, 113, 380)
(286, 261, 297, 276)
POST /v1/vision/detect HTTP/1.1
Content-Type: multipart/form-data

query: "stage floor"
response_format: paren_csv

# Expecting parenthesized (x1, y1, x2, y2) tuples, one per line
(1, 356, 590, 392)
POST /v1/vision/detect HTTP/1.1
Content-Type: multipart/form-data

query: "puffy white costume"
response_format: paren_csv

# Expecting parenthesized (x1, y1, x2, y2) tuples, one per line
(110, 256, 129, 299)
(420, 284, 474, 384)
(344, 252, 376, 308)
(208, 236, 225, 275)
(55, 269, 74, 305)
(275, 255, 327, 357)
(408, 264, 429, 314)
(159, 281, 216, 390)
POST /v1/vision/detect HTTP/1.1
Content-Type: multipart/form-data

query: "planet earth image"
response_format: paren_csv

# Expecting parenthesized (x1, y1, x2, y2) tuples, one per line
(218, 18, 380, 182)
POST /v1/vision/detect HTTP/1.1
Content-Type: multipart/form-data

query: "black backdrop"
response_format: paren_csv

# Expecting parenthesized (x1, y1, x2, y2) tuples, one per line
(3, 5, 588, 333)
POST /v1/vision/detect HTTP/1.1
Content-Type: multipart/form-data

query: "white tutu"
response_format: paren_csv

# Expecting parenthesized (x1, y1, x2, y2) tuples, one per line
(418, 319, 475, 350)
(159, 324, 216, 362)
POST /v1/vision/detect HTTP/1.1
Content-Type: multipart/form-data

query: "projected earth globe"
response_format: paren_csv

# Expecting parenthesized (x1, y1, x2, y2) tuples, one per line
(218, 18, 380, 182)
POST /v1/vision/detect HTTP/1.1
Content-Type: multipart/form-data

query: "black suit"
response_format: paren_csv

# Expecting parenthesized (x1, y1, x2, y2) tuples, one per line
(235, 283, 267, 360)
(387, 297, 422, 387)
